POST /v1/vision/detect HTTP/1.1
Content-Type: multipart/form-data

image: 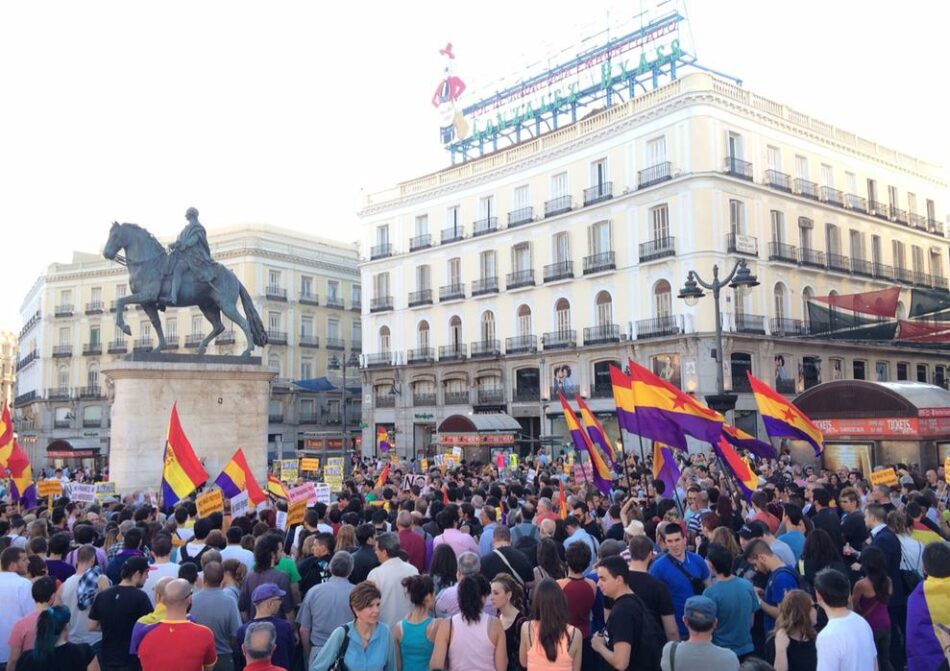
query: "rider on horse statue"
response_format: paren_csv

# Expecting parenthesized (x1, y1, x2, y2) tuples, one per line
(167, 207, 215, 305)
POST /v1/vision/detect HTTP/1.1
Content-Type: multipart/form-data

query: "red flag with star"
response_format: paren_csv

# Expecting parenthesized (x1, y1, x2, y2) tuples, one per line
(747, 372, 824, 455)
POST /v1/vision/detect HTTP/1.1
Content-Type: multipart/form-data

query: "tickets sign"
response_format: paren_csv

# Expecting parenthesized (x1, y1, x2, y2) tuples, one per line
(869, 468, 899, 487)
(197, 489, 225, 517)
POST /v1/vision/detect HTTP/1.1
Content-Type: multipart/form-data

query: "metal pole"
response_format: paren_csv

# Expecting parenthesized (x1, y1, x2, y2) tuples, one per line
(341, 357, 347, 458)
(711, 265, 725, 396)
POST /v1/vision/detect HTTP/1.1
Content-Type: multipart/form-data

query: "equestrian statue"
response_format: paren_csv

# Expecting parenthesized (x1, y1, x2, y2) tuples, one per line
(103, 207, 268, 357)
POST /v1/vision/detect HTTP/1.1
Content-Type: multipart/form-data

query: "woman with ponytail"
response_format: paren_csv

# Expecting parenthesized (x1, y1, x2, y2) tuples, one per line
(518, 579, 581, 671)
(15, 605, 99, 671)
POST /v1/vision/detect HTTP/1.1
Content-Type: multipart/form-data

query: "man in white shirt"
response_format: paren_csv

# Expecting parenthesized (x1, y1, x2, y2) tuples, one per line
(143, 534, 181, 606)
(367, 532, 418, 629)
(220, 526, 255, 572)
(814, 567, 877, 671)
(0, 547, 35, 668)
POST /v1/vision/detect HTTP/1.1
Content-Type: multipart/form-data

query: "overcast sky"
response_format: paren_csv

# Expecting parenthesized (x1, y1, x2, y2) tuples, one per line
(1, 0, 947, 332)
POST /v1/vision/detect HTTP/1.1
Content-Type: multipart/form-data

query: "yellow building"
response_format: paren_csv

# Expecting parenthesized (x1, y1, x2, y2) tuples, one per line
(15, 223, 361, 470)
(0, 332, 17, 410)
(357, 72, 949, 460)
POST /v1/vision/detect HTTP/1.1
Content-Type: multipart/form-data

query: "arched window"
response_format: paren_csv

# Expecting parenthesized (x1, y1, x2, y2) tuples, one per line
(481, 311, 495, 342)
(449, 316, 462, 348)
(517, 305, 532, 337)
(378, 326, 391, 354)
(417, 321, 429, 349)
(555, 298, 571, 333)
(86, 364, 99, 390)
(654, 280, 672, 319)
(802, 286, 815, 330)
(773, 283, 787, 322)
(595, 291, 613, 326)
(57, 365, 69, 390)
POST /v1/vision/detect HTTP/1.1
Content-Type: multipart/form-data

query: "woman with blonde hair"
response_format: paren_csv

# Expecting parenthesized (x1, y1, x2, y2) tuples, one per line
(221, 558, 246, 604)
(709, 525, 742, 571)
(764, 589, 817, 671)
(336, 524, 358, 553)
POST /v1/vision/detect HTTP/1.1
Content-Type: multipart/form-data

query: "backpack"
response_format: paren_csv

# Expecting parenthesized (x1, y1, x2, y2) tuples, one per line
(179, 542, 213, 568)
(766, 566, 803, 604)
(513, 528, 539, 565)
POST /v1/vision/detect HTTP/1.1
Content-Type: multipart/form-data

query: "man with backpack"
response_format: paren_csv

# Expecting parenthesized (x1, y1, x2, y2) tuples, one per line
(179, 517, 215, 567)
(592, 555, 662, 671)
(744, 539, 799, 636)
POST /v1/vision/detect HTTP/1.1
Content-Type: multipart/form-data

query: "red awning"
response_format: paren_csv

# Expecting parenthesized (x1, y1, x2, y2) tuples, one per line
(898, 320, 950, 342)
(814, 287, 900, 317)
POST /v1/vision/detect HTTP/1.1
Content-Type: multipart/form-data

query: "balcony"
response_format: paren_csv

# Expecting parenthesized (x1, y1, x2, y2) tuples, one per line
(439, 284, 465, 301)
(438, 344, 467, 361)
(735, 314, 766, 335)
(928, 218, 945, 236)
(109, 299, 121, 312)
(408, 348, 435, 364)
(216, 331, 235, 345)
(351, 300, 361, 312)
(370, 243, 394, 259)
(299, 292, 319, 305)
(934, 275, 949, 291)
(184, 333, 205, 348)
(83, 419, 102, 429)
(54, 304, 74, 317)
(542, 330, 576, 350)
(82, 343, 102, 356)
(583, 182, 613, 206)
(365, 353, 393, 367)
(583, 251, 616, 274)
(770, 318, 805, 337)
(639, 237, 676, 262)
(794, 178, 819, 200)
(505, 335, 537, 354)
(133, 337, 153, 351)
(477, 388, 506, 404)
(14, 391, 37, 407)
(298, 412, 318, 425)
(590, 382, 613, 399)
(915, 271, 933, 287)
(471, 277, 499, 296)
(325, 412, 342, 425)
(54, 420, 72, 429)
(16, 351, 38, 371)
(543, 261, 574, 283)
(52, 345, 72, 358)
(638, 162, 672, 189)
(544, 195, 572, 217)
(352, 340, 362, 352)
(268, 413, 285, 423)
(108, 339, 128, 354)
(85, 301, 104, 315)
(895, 267, 914, 284)
(164, 337, 180, 349)
(441, 226, 465, 244)
(909, 213, 928, 231)
(47, 387, 71, 400)
(299, 335, 320, 348)
(473, 217, 499, 237)
(764, 170, 791, 192)
(266, 330, 288, 345)
(506, 269, 535, 290)
(846, 194, 867, 212)
(374, 394, 394, 407)
(852, 258, 873, 277)
(799, 248, 826, 268)
(724, 156, 753, 180)
(768, 242, 799, 264)
(584, 324, 621, 345)
(890, 206, 908, 225)
(470, 340, 501, 358)
(370, 296, 394, 313)
(325, 337, 344, 350)
(265, 286, 287, 301)
(413, 393, 437, 406)
(408, 289, 433, 307)
(508, 206, 534, 227)
(869, 200, 889, 219)
(79, 386, 101, 399)
(820, 187, 844, 206)
(325, 296, 344, 309)
(410, 233, 433, 251)
(636, 315, 682, 339)
(445, 390, 470, 405)
(873, 263, 894, 281)
(827, 253, 851, 273)
(513, 387, 540, 402)
(726, 233, 758, 257)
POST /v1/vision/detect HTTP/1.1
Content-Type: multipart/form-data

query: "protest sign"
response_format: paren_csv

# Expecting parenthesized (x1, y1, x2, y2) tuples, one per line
(38, 480, 62, 498)
(451, 447, 462, 459)
(314, 483, 332, 505)
(280, 459, 298, 483)
(509, 454, 519, 469)
(275, 511, 288, 531)
(197, 489, 224, 517)
(402, 474, 427, 490)
(95, 482, 116, 500)
(287, 498, 307, 526)
(288, 482, 316, 505)
(70, 483, 97, 503)
(495, 452, 506, 470)
(869, 468, 899, 487)
(230, 491, 250, 518)
(300, 457, 320, 472)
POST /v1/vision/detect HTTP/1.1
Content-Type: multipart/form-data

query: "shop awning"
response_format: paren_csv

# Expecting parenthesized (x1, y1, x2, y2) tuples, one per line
(293, 377, 361, 394)
(46, 439, 101, 459)
(438, 413, 522, 433)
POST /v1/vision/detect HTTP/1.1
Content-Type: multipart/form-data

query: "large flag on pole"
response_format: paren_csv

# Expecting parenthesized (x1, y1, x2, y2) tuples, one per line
(267, 473, 289, 500)
(712, 436, 758, 502)
(559, 392, 612, 495)
(376, 462, 391, 489)
(0, 405, 15, 467)
(8, 440, 36, 508)
(722, 423, 777, 459)
(215, 448, 266, 506)
(747, 372, 824, 456)
(652, 442, 681, 498)
(609, 366, 638, 434)
(161, 403, 208, 509)
(575, 394, 618, 469)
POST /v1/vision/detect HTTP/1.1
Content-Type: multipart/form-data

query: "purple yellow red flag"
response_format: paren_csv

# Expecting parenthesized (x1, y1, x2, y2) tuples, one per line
(8, 439, 36, 508)
(905, 575, 950, 671)
(652, 442, 681, 498)
(377, 427, 391, 453)
(712, 436, 758, 501)
(575, 394, 618, 469)
(215, 448, 266, 506)
(376, 462, 391, 489)
(722, 423, 776, 459)
(267, 473, 289, 499)
(609, 365, 638, 434)
(747, 372, 824, 455)
(559, 392, 612, 495)
(160, 403, 208, 509)
(0, 405, 14, 467)
(558, 479, 568, 520)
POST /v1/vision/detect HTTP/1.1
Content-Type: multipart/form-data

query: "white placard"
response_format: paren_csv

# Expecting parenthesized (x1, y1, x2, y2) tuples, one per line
(401, 474, 428, 491)
(70, 483, 97, 503)
(451, 447, 463, 459)
(230, 491, 250, 518)
(275, 510, 288, 531)
(314, 483, 332, 505)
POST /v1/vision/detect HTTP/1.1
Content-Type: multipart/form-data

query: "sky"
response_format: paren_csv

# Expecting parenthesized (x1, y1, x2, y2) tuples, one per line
(1, 0, 948, 332)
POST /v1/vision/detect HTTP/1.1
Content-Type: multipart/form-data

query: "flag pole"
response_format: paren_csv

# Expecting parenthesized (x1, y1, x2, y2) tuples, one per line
(573, 446, 593, 493)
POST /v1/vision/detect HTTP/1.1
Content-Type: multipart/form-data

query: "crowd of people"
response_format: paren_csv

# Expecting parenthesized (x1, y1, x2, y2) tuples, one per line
(0, 448, 948, 671)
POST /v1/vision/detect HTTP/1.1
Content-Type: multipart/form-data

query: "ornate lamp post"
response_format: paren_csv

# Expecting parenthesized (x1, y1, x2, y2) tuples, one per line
(328, 352, 361, 455)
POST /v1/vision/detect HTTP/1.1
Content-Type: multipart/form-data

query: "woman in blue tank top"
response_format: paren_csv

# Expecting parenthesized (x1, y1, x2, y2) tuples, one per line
(394, 574, 439, 670)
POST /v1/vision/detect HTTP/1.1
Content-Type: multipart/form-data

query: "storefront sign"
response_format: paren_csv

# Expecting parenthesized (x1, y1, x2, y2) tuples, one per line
(47, 449, 98, 458)
(813, 417, 950, 438)
(438, 433, 516, 446)
(196, 489, 224, 517)
(870, 468, 899, 487)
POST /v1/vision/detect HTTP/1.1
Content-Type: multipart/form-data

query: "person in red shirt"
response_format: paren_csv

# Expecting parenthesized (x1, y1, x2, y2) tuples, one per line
(242, 620, 289, 671)
(396, 511, 426, 574)
(138, 578, 217, 671)
(749, 491, 781, 535)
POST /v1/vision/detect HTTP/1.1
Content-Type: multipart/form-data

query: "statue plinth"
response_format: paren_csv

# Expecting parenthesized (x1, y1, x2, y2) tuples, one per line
(103, 359, 276, 496)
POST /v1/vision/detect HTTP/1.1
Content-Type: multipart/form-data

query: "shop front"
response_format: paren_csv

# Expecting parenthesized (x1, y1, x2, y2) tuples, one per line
(45, 439, 102, 474)
(436, 413, 521, 464)
(794, 380, 950, 471)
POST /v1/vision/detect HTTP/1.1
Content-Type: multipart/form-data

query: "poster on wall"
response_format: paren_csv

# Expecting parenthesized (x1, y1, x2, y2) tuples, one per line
(822, 442, 873, 474)
(551, 363, 578, 395)
(651, 354, 681, 389)
(774, 355, 794, 393)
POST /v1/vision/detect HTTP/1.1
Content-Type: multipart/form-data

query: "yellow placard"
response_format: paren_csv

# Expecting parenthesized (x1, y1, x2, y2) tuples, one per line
(37, 480, 62, 497)
(196, 489, 224, 517)
(287, 498, 307, 526)
(869, 468, 899, 487)
(391, 453, 400, 465)
(300, 457, 320, 472)
(421, 458, 429, 471)
(945, 456, 950, 484)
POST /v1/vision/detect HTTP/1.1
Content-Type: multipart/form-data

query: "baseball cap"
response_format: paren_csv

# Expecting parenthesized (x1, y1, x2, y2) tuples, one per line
(683, 595, 717, 627)
(251, 583, 287, 604)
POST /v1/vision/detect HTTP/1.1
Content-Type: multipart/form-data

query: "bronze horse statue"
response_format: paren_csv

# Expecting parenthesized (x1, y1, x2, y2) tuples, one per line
(103, 221, 267, 356)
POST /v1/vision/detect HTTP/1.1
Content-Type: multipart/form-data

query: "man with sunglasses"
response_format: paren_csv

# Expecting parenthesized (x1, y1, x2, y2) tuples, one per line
(138, 578, 217, 671)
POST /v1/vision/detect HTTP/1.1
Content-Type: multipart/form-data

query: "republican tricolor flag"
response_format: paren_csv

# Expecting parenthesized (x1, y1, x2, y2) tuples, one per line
(267, 473, 289, 500)
(0, 405, 15, 467)
(377, 427, 391, 453)
(160, 404, 208, 509)
(376, 462, 391, 489)
(747, 372, 824, 455)
(575, 394, 618, 470)
(713, 436, 758, 501)
(215, 448, 266, 506)
(559, 392, 612, 495)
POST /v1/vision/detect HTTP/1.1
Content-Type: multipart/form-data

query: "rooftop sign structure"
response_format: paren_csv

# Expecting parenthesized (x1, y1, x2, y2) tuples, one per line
(435, 6, 741, 164)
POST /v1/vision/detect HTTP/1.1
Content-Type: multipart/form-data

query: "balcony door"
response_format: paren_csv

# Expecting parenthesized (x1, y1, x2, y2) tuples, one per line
(596, 291, 613, 327)
(517, 305, 532, 337)
(555, 299, 571, 334)
(647, 136, 667, 166)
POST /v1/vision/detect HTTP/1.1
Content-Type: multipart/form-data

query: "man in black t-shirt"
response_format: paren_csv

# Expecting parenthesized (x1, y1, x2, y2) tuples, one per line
(626, 535, 679, 642)
(479, 525, 533, 585)
(89, 556, 152, 671)
(592, 555, 660, 671)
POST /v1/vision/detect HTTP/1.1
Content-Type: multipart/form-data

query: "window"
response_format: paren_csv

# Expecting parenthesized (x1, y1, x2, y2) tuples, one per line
(799, 217, 814, 249)
(820, 164, 834, 188)
(379, 326, 391, 354)
(478, 195, 494, 219)
(553, 233, 570, 263)
(595, 291, 612, 326)
(301, 276, 313, 297)
(830, 357, 844, 380)
(917, 364, 928, 383)
(60, 289, 72, 305)
(730, 353, 753, 392)
(352, 321, 361, 345)
(555, 298, 571, 333)
(481, 311, 495, 341)
(376, 225, 390, 245)
(268, 270, 281, 288)
(301, 316, 314, 337)
(802, 287, 815, 329)
(512, 243, 531, 272)
(516, 368, 540, 394)
(593, 360, 620, 396)
(773, 283, 787, 321)
(551, 172, 568, 198)
(479, 251, 496, 279)
(936, 365, 946, 389)
(414, 214, 429, 236)
(907, 193, 917, 215)
(845, 172, 857, 195)
(91, 287, 102, 304)
(166, 318, 177, 338)
(446, 205, 460, 231)
(927, 199, 936, 221)
(448, 258, 461, 285)
(651, 204, 670, 240)
(512, 185, 530, 211)
(867, 178, 878, 203)
(517, 305, 532, 336)
(115, 284, 127, 299)
(267, 312, 280, 332)
(327, 319, 339, 339)
(729, 199, 744, 235)
(301, 359, 313, 379)
(802, 356, 821, 389)
(893, 241, 906, 270)
(57, 366, 69, 389)
(590, 159, 607, 188)
(89, 325, 101, 346)
(416, 265, 431, 290)
(417, 321, 430, 348)
(352, 285, 361, 306)
(876, 362, 889, 382)
(187, 314, 201, 335)
(374, 272, 390, 297)
(871, 236, 882, 265)
(327, 280, 339, 300)
(853, 360, 866, 380)
(766, 146, 782, 171)
(850, 230, 864, 261)
(795, 155, 808, 180)
(87, 364, 98, 388)
(59, 327, 70, 345)
(654, 280, 672, 318)
(727, 132, 743, 159)
(897, 362, 908, 380)
(912, 245, 925, 274)
(449, 316, 462, 347)
(888, 185, 899, 208)
(931, 250, 944, 280)
(647, 136, 667, 166)
(826, 224, 840, 255)
(268, 356, 281, 376)
(588, 221, 611, 255)
(770, 211, 785, 243)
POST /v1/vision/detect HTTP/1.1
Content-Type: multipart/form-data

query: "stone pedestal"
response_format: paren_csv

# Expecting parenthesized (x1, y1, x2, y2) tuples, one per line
(103, 359, 276, 496)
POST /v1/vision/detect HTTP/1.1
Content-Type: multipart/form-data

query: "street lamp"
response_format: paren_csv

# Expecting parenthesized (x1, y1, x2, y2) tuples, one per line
(328, 352, 361, 457)
(677, 259, 758, 414)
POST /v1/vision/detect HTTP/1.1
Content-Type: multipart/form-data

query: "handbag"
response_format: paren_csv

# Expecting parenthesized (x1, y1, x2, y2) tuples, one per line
(900, 545, 923, 593)
(329, 624, 351, 671)
(668, 556, 706, 595)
